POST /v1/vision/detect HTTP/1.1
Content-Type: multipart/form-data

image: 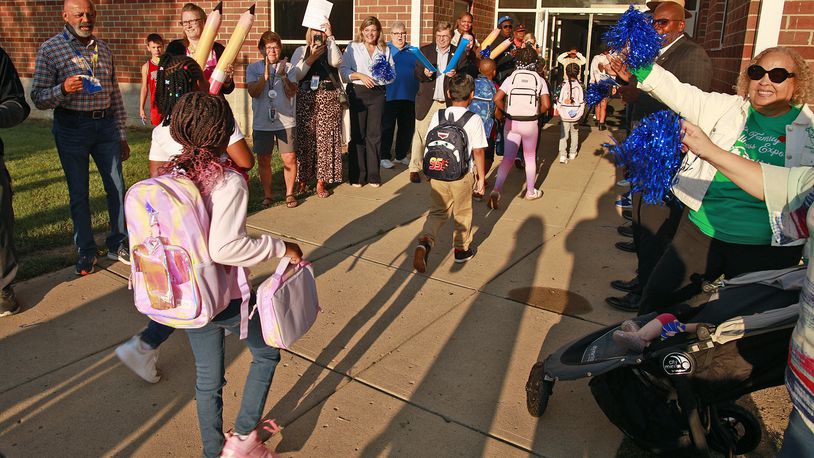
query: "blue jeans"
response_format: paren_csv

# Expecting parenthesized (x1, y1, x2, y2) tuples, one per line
(778, 409, 814, 457)
(52, 110, 126, 257)
(186, 300, 281, 458)
(140, 319, 174, 349)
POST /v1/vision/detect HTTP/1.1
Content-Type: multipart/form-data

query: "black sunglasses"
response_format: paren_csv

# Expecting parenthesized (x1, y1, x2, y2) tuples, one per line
(747, 64, 795, 83)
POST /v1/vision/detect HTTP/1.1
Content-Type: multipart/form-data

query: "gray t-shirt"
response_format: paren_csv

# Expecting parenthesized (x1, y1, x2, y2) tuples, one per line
(246, 60, 297, 132)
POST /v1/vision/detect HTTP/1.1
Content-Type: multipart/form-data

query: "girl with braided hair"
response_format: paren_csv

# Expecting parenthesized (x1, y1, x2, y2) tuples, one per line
(162, 91, 302, 458)
(147, 53, 253, 177)
(490, 46, 550, 209)
(115, 54, 254, 389)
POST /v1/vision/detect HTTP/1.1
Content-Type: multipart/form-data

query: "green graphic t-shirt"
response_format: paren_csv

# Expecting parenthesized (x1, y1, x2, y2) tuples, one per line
(689, 106, 801, 244)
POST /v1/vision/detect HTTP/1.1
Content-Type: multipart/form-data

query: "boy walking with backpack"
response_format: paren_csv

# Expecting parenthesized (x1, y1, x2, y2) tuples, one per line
(413, 74, 487, 273)
(468, 58, 499, 199)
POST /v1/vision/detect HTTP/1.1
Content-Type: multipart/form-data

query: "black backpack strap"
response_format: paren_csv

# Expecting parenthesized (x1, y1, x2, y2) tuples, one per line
(438, 109, 446, 124)
(453, 110, 476, 129)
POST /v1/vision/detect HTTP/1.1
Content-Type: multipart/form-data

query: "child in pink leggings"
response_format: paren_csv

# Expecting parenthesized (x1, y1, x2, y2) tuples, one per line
(490, 46, 550, 209)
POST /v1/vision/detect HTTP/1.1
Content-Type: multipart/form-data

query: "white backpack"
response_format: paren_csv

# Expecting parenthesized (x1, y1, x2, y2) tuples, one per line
(558, 80, 585, 122)
(505, 70, 541, 121)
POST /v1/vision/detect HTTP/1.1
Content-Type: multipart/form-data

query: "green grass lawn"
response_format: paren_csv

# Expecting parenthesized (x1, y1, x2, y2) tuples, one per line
(3, 119, 290, 281)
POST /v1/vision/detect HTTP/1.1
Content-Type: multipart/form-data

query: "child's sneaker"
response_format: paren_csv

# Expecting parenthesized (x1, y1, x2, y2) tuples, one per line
(413, 239, 431, 273)
(220, 430, 275, 458)
(454, 246, 476, 263)
(115, 335, 160, 383)
(559, 155, 567, 164)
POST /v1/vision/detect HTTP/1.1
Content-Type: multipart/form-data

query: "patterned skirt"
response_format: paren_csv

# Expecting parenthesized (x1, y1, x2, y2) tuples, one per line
(295, 87, 343, 184)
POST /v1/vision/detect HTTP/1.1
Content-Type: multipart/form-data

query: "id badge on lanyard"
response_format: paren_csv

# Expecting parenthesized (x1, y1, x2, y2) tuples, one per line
(64, 31, 102, 94)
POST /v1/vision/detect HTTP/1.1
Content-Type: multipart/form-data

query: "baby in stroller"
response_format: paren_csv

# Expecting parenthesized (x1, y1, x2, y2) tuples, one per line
(613, 313, 698, 352)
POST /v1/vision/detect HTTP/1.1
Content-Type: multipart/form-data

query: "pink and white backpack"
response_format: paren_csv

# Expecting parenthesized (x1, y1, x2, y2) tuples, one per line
(125, 175, 251, 334)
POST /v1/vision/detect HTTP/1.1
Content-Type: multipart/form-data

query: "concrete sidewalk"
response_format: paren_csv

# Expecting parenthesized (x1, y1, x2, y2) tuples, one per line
(0, 124, 785, 457)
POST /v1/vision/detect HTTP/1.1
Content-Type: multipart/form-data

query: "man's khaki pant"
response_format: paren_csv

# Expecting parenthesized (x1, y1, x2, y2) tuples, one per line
(409, 101, 446, 173)
(419, 172, 475, 251)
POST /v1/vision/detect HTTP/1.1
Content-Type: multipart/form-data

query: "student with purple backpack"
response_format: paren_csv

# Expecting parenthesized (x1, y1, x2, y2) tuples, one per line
(150, 92, 302, 457)
(115, 55, 254, 385)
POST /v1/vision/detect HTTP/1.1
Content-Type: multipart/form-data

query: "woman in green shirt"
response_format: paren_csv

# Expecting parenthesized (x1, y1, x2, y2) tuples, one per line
(611, 46, 814, 314)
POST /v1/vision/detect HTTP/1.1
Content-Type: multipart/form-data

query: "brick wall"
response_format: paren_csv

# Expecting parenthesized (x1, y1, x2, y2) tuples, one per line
(0, 0, 271, 88)
(694, 0, 756, 94)
(354, 0, 412, 38)
(0, 0, 498, 129)
(780, 0, 814, 60)
(694, 0, 814, 96)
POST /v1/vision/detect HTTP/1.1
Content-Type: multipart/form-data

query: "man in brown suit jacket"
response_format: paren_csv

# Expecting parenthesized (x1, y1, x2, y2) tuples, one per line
(606, 0, 713, 312)
(408, 21, 469, 183)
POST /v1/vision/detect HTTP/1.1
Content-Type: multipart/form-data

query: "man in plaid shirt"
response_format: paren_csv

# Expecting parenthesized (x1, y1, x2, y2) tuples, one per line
(31, 0, 130, 276)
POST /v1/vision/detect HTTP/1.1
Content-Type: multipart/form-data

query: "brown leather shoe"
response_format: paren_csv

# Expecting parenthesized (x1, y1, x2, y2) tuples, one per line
(409, 172, 421, 183)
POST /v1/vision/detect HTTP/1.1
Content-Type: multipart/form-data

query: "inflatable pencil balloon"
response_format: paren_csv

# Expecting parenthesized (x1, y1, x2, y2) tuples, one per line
(210, 4, 256, 94)
(193, 2, 222, 71)
(480, 28, 500, 49)
(489, 38, 512, 59)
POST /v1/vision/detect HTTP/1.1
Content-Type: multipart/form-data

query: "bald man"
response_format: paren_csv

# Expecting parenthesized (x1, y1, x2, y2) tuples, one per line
(31, 0, 130, 276)
(606, 0, 713, 313)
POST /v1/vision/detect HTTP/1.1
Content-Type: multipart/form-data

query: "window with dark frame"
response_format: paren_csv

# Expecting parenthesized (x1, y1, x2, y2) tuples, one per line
(274, 0, 354, 42)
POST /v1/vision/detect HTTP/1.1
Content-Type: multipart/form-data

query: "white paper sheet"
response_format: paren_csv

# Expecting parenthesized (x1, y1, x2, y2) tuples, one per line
(302, 0, 333, 31)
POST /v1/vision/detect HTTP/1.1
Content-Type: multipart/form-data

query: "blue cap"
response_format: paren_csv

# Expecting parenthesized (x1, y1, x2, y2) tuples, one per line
(497, 16, 513, 26)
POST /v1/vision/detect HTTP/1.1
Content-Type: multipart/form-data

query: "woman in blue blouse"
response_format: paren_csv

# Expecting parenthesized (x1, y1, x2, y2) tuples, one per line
(340, 16, 395, 187)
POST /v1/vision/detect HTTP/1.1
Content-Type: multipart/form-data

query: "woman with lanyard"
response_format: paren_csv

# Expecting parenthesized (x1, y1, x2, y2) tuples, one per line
(291, 19, 343, 198)
(610, 46, 814, 315)
(340, 16, 395, 187)
(247, 31, 299, 208)
(165, 2, 235, 94)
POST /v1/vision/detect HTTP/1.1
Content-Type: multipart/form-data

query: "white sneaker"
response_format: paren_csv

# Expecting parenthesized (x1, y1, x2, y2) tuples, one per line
(395, 158, 410, 165)
(616, 178, 631, 187)
(568, 153, 578, 160)
(559, 155, 567, 164)
(380, 159, 394, 169)
(115, 335, 160, 383)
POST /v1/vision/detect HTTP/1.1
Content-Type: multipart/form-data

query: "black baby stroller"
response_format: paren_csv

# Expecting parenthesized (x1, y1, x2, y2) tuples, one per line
(525, 267, 805, 456)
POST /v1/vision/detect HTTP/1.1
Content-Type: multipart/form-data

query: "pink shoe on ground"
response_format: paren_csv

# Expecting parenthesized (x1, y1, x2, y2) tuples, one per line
(220, 429, 277, 458)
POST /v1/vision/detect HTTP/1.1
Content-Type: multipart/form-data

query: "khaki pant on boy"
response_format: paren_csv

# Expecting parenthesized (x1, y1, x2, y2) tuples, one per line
(419, 172, 475, 251)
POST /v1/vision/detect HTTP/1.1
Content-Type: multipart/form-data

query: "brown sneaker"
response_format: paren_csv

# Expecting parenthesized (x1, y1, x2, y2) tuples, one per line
(409, 172, 421, 183)
(413, 240, 431, 273)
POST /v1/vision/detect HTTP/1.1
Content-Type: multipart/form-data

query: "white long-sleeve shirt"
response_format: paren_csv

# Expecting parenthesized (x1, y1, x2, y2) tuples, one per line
(339, 42, 394, 85)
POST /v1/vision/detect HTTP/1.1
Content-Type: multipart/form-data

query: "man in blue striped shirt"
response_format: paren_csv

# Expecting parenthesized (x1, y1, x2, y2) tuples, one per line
(31, 0, 130, 275)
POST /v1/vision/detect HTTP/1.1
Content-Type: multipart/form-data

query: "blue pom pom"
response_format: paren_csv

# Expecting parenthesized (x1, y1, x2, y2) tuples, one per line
(605, 110, 683, 204)
(585, 81, 613, 108)
(479, 47, 491, 59)
(371, 54, 395, 84)
(603, 5, 663, 70)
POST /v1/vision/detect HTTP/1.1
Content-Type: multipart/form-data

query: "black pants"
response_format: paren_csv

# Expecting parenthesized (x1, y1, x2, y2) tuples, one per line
(632, 193, 686, 286)
(638, 215, 804, 315)
(0, 157, 17, 290)
(348, 84, 385, 185)
(380, 100, 415, 161)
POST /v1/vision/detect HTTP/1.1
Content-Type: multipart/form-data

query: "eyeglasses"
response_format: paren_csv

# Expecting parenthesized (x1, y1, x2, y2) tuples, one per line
(652, 18, 681, 28)
(179, 18, 203, 26)
(392, 32, 407, 36)
(747, 64, 796, 84)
